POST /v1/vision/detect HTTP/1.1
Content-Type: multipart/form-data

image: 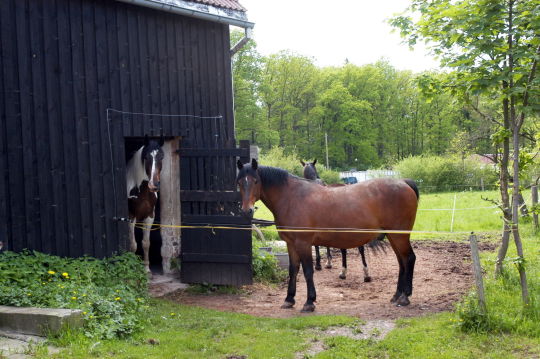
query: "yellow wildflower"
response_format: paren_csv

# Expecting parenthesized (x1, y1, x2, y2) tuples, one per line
(82, 312, 87, 315)
(115, 297, 121, 301)
(62, 272, 69, 278)
(48, 270, 55, 275)
(71, 296, 77, 300)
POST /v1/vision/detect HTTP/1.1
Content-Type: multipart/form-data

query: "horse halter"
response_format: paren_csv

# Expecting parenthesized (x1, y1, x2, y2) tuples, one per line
(236, 159, 260, 219)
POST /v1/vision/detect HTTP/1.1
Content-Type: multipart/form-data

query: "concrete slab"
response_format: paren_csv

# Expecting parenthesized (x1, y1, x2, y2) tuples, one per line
(0, 306, 83, 336)
(149, 274, 188, 297)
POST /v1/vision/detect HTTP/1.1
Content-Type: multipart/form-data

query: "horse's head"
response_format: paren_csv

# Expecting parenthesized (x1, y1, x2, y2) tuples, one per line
(301, 159, 319, 181)
(236, 158, 261, 220)
(141, 134, 165, 192)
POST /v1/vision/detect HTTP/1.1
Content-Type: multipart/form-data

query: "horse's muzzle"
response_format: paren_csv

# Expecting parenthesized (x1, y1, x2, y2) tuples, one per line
(241, 208, 254, 220)
(148, 182, 160, 192)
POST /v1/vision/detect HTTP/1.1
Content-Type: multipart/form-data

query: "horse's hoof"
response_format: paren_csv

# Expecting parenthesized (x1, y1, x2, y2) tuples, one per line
(390, 293, 400, 303)
(395, 294, 410, 307)
(301, 304, 315, 312)
(339, 274, 346, 280)
(364, 276, 372, 283)
(315, 265, 322, 271)
(281, 301, 295, 309)
(325, 264, 332, 269)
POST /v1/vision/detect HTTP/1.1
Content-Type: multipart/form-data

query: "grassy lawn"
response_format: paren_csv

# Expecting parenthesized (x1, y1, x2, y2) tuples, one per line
(39, 189, 539, 358)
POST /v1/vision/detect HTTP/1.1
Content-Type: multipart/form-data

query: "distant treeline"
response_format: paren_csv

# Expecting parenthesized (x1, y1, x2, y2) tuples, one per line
(231, 31, 494, 170)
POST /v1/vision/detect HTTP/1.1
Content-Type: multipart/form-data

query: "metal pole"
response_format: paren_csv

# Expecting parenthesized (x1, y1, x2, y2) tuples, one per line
(532, 185, 539, 230)
(469, 233, 487, 314)
(450, 193, 457, 232)
(325, 132, 329, 169)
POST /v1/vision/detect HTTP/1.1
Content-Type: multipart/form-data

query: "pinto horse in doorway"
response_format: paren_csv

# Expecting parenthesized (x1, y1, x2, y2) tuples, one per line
(126, 135, 164, 274)
(300, 159, 372, 281)
(237, 159, 419, 312)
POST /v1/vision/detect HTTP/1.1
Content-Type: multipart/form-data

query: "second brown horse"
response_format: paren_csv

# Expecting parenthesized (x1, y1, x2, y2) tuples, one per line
(237, 159, 419, 312)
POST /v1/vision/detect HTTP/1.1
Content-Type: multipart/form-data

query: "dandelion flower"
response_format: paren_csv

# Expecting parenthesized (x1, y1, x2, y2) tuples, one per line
(71, 296, 77, 300)
(48, 270, 56, 275)
(62, 272, 69, 278)
(115, 297, 121, 301)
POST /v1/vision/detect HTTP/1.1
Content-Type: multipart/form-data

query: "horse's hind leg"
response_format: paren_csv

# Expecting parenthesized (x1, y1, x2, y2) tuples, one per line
(339, 249, 347, 279)
(387, 234, 416, 306)
(325, 247, 332, 269)
(282, 241, 301, 309)
(358, 246, 371, 282)
(314, 246, 322, 271)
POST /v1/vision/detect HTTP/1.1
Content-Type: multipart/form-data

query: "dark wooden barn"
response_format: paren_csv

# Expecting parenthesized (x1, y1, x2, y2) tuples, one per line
(0, 0, 254, 285)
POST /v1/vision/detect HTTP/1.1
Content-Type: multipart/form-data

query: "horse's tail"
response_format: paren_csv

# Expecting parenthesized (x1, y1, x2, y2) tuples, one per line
(404, 179, 420, 201)
(367, 233, 389, 254)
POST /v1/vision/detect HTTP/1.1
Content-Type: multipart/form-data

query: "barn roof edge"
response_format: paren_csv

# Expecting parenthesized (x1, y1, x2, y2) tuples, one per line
(116, 0, 254, 28)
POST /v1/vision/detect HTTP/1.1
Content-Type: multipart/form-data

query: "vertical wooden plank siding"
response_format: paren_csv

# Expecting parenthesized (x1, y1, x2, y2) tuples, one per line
(1, 0, 242, 265)
(57, 0, 83, 257)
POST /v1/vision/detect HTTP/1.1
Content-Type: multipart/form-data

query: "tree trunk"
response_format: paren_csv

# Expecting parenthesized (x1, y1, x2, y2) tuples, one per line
(494, 96, 512, 276)
(511, 127, 529, 305)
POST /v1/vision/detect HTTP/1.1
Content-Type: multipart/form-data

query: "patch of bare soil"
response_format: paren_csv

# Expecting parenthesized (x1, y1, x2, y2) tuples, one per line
(165, 240, 496, 320)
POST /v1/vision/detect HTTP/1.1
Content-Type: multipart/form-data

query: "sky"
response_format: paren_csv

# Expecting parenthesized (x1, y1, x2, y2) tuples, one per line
(237, 0, 440, 72)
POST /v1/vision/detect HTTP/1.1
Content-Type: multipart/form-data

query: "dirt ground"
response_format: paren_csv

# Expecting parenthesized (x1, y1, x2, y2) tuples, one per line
(164, 240, 496, 320)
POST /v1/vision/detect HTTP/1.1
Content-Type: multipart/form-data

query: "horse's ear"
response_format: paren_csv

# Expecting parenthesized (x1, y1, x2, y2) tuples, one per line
(313, 159, 317, 165)
(237, 160, 244, 170)
(144, 134, 149, 146)
(251, 158, 258, 170)
(300, 160, 305, 166)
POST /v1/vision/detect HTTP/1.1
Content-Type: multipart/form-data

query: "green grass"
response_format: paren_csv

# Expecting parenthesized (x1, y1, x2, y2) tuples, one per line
(315, 313, 540, 359)
(45, 300, 358, 359)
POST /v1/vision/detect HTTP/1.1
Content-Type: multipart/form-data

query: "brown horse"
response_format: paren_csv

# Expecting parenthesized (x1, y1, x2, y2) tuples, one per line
(237, 159, 419, 312)
(301, 159, 373, 281)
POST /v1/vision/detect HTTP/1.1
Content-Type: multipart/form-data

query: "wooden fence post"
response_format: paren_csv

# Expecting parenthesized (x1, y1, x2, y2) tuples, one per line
(160, 138, 181, 275)
(532, 185, 539, 231)
(469, 233, 487, 314)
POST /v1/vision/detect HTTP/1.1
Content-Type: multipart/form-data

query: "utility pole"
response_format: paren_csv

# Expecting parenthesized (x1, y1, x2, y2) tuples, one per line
(325, 132, 329, 169)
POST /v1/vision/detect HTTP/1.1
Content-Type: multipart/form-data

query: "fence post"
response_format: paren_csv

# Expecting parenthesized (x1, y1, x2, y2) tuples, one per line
(469, 233, 487, 314)
(480, 178, 484, 191)
(532, 185, 539, 231)
(450, 193, 457, 232)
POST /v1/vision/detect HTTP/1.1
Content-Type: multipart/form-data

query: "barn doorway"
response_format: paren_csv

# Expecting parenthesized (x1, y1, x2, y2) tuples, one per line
(124, 137, 164, 274)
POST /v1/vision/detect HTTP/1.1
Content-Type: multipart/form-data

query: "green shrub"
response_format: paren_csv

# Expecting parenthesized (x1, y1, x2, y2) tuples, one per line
(259, 146, 303, 176)
(252, 242, 287, 284)
(394, 155, 498, 192)
(0, 251, 148, 339)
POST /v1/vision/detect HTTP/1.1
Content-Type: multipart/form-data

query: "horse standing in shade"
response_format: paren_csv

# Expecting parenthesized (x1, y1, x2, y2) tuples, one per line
(300, 159, 372, 281)
(237, 159, 419, 312)
(126, 135, 164, 274)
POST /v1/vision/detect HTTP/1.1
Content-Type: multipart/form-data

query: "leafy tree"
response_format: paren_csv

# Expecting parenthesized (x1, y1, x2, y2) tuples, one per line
(391, 0, 540, 305)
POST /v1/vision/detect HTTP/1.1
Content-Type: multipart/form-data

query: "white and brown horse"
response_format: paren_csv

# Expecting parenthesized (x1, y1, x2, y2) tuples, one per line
(126, 135, 164, 274)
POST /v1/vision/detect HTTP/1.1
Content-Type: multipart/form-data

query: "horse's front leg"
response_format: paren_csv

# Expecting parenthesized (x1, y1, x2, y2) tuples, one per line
(281, 242, 300, 309)
(339, 249, 347, 279)
(129, 219, 137, 252)
(142, 217, 154, 275)
(299, 241, 316, 312)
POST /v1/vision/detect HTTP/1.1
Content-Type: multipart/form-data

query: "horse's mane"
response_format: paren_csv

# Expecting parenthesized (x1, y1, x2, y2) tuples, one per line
(258, 166, 291, 187)
(255, 165, 317, 187)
